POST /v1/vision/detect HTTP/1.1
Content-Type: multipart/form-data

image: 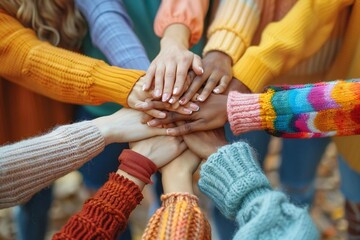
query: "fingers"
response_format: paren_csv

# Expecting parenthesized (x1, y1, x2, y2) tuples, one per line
(192, 54, 204, 75)
(198, 72, 223, 102)
(163, 63, 176, 102)
(143, 64, 156, 91)
(145, 109, 167, 119)
(147, 112, 190, 127)
(179, 75, 204, 105)
(165, 121, 201, 136)
(213, 75, 232, 94)
(154, 63, 165, 98)
(173, 61, 191, 96)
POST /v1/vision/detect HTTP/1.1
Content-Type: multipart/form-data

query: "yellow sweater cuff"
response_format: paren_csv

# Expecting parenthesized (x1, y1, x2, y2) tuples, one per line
(91, 62, 145, 107)
(233, 54, 274, 93)
(203, 30, 247, 63)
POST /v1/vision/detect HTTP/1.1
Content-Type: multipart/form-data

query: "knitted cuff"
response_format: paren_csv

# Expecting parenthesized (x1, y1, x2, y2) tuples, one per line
(198, 142, 271, 219)
(142, 193, 211, 240)
(227, 91, 265, 135)
(119, 149, 157, 184)
(53, 173, 143, 239)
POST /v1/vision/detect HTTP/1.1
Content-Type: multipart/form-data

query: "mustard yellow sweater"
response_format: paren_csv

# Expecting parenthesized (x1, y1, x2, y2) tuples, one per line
(0, 10, 145, 107)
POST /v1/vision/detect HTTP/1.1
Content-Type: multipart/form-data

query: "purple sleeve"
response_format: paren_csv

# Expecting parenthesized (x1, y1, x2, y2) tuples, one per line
(76, 0, 150, 71)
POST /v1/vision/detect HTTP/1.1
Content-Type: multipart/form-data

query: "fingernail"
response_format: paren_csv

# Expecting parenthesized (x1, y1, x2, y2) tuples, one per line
(142, 84, 146, 91)
(173, 87, 179, 95)
(169, 98, 175, 104)
(189, 103, 200, 111)
(198, 96, 204, 102)
(158, 112, 166, 118)
(199, 67, 204, 74)
(166, 129, 175, 135)
(183, 108, 192, 114)
(155, 89, 161, 97)
(147, 120, 156, 126)
(179, 99, 186, 105)
(213, 88, 220, 93)
(162, 93, 169, 102)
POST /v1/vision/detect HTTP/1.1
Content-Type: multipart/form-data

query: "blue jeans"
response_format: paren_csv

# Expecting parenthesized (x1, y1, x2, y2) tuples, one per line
(212, 124, 330, 239)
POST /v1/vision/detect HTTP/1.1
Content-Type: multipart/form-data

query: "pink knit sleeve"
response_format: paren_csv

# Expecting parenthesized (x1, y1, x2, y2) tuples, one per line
(154, 0, 209, 45)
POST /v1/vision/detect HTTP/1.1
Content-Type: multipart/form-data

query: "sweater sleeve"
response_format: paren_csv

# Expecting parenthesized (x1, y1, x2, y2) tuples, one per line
(142, 193, 211, 240)
(75, 0, 150, 71)
(198, 142, 319, 240)
(232, 0, 354, 93)
(53, 173, 143, 239)
(203, 0, 263, 63)
(0, 121, 105, 209)
(227, 79, 360, 138)
(0, 11, 145, 107)
(154, 0, 209, 45)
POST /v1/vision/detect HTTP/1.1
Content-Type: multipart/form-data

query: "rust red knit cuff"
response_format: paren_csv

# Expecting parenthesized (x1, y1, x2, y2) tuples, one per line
(118, 149, 157, 184)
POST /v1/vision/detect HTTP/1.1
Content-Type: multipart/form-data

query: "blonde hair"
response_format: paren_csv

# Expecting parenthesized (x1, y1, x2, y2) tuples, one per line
(0, 0, 87, 50)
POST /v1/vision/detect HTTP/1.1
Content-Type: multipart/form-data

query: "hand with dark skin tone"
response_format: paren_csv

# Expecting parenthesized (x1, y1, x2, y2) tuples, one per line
(147, 93, 228, 136)
(177, 51, 233, 105)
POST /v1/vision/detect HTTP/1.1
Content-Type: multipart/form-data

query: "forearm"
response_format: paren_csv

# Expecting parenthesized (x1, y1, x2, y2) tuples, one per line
(154, 0, 209, 46)
(227, 79, 360, 138)
(53, 173, 143, 239)
(76, 0, 150, 70)
(0, 11, 144, 107)
(0, 121, 105, 208)
(203, 0, 263, 63)
(233, 0, 354, 92)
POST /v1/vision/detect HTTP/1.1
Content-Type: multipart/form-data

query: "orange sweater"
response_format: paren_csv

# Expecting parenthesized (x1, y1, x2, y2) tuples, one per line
(0, 10, 145, 107)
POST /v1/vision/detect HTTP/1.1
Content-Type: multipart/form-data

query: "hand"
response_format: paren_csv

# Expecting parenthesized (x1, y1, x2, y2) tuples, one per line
(147, 94, 228, 136)
(142, 24, 203, 102)
(224, 77, 252, 95)
(161, 150, 201, 193)
(182, 127, 228, 159)
(92, 108, 168, 145)
(179, 51, 233, 105)
(129, 135, 187, 168)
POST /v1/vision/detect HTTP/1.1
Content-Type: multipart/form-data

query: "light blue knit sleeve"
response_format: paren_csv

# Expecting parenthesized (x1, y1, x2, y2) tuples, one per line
(198, 142, 319, 240)
(75, 0, 150, 71)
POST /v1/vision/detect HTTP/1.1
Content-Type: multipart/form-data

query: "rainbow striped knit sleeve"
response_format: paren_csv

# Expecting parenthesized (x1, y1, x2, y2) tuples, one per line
(227, 80, 360, 138)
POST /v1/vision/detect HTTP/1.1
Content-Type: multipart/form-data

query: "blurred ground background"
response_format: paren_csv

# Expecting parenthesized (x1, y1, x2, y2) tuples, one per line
(0, 138, 348, 240)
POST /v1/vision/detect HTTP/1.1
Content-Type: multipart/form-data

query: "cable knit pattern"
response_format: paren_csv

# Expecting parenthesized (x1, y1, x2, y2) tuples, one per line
(154, 0, 209, 45)
(75, 0, 150, 71)
(142, 193, 211, 240)
(0, 121, 105, 209)
(53, 173, 143, 240)
(227, 80, 360, 138)
(199, 142, 319, 239)
(0, 11, 144, 107)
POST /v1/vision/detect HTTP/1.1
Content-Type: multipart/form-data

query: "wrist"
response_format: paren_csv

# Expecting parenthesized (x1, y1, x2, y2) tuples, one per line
(161, 24, 190, 49)
(116, 170, 145, 190)
(91, 116, 116, 145)
(205, 51, 232, 65)
(162, 172, 194, 194)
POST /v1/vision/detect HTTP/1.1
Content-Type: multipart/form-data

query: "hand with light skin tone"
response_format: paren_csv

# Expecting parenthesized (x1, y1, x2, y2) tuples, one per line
(142, 24, 204, 103)
(178, 51, 233, 105)
(91, 108, 172, 145)
(127, 134, 188, 189)
(128, 77, 200, 118)
(147, 93, 228, 136)
(161, 150, 201, 194)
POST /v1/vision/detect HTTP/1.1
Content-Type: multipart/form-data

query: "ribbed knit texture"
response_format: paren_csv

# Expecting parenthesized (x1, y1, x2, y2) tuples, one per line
(0, 11, 145, 107)
(76, 0, 150, 71)
(53, 173, 143, 240)
(231, 0, 352, 92)
(118, 149, 157, 184)
(199, 142, 319, 239)
(154, 0, 209, 45)
(142, 193, 211, 240)
(203, 0, 263, 63)
(0, 121, 105, 209)
(227, 80, 360, 138)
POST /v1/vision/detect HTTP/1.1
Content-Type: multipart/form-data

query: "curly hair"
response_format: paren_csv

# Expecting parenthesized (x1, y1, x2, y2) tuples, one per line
(0, 0, 87, 50)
